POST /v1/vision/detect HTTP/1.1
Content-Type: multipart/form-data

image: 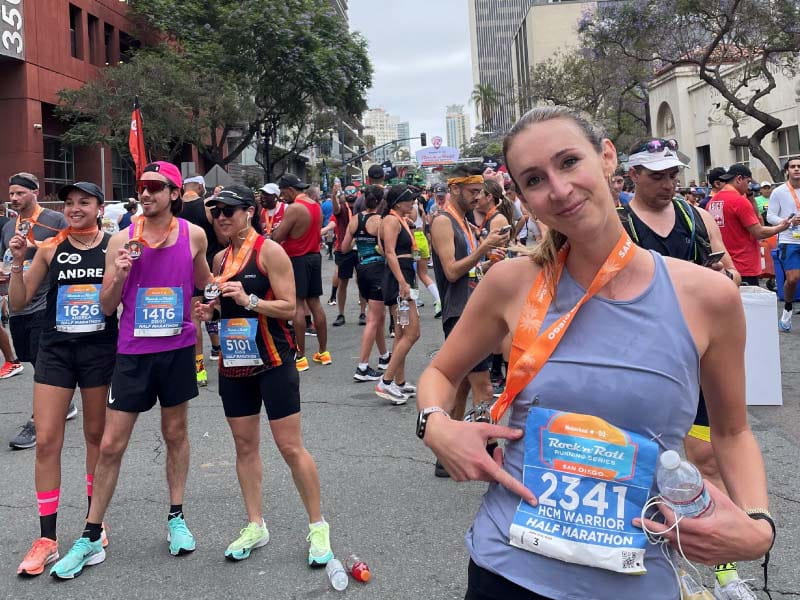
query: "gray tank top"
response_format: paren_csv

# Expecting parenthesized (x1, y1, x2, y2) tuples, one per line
(466, 251, 699, 600)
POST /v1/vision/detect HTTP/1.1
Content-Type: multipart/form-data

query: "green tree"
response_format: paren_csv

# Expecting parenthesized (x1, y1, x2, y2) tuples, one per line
(470, 83, 501, 131)
(56, 47, 256, 166)
(460, 131, 504, 160)
(580, 0, 800, 180)
(128, 0, 372, 180)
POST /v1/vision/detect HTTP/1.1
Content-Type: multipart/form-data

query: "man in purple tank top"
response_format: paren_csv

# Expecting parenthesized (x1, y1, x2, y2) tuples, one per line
(51, 161, 213, 580)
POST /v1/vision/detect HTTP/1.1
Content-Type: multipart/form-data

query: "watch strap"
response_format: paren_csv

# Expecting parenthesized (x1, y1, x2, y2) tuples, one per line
(417, 407, 449, 439)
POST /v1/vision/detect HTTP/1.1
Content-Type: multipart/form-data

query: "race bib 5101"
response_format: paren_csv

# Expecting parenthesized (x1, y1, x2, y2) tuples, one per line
(220, 318, 263, 367)
(509, 407, 658, 575)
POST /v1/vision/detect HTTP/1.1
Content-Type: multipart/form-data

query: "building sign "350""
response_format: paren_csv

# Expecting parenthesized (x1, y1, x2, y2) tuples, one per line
(0, 0, 24, 61)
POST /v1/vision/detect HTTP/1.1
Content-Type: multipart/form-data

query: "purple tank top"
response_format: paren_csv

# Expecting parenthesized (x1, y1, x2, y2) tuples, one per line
(118, 218, 197, 354)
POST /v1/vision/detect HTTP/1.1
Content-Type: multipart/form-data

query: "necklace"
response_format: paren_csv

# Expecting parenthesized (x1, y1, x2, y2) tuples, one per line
(69, 229, 101, 249)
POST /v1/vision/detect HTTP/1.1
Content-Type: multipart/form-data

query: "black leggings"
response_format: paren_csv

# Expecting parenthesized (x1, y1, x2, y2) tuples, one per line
(465, 560, 554, 600)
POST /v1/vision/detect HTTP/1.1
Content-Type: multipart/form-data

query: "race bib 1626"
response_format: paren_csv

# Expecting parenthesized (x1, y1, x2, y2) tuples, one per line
(509, 407, 658, 575)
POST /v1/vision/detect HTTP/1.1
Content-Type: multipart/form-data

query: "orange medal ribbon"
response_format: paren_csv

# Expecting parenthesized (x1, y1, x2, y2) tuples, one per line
(128, 215, 177, 249)
(261, 208, 275, 236)
(787, 182, 800, 211)
(41, 226, 100, 249)
(16, 205, 63, 247)
(444, 203, 478, 253)
(490, 233, 638, 422)
(215, 229, 259, 284)
(389, 209, 418, 252)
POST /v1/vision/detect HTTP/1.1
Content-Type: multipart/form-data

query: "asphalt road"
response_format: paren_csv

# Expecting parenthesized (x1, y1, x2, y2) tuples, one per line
(0, 258, 798, 599)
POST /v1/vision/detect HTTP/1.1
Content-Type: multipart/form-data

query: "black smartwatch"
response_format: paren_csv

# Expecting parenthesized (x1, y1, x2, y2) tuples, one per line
(416, 407, 449, 440)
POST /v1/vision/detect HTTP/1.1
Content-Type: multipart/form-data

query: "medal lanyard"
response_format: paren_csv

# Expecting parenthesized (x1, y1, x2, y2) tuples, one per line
(445, 204, 478, 253)
(215, 229, 259, 284)
(787, 182, 800, 212)
(490, 233, 638, 422)
(41, 226, 100, 249)
(17, 205, 62, 247)
(130, 215, 177, 249)
(482, 205, 498, 230)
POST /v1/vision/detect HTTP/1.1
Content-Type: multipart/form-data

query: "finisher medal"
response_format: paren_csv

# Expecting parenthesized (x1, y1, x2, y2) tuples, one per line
(125, 240, 143, 260)
(204, 282, 221, 300)
(17, 221, 31, 237)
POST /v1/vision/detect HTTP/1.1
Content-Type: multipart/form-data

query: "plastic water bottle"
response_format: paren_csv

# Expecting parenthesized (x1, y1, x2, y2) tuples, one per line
(397, 299, 410, 327)
(326, 559, 348, 591)
(2, 249, 13, 276)
(345, 554, 371, 582)
(656, 450, 714, 518)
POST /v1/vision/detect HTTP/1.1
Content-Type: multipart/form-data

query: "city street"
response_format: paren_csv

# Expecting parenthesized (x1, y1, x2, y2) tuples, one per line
(0, 258, 799, 599)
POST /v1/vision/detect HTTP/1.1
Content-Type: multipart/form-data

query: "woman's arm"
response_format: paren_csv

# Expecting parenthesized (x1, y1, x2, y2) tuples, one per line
(8, 241, 52, 312)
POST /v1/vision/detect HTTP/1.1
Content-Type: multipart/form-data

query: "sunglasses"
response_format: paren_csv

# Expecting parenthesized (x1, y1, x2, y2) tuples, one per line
(632, 138, 679, 154)
(136, 180, 170, 194)
(210, 205, 245, 219)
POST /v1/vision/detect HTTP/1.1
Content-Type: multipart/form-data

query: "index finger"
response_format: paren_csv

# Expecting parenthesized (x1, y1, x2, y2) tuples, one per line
(489, 461, 537, 506)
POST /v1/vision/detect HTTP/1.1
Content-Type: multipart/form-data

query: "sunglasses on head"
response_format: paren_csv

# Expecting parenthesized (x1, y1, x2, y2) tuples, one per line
(136, 180, 170, 194)
(633, 138, 679, 154)
(210, 205, 245, 219)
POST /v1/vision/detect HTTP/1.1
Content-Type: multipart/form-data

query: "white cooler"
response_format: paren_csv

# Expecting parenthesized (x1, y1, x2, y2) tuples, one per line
(740, 286, 783, 406)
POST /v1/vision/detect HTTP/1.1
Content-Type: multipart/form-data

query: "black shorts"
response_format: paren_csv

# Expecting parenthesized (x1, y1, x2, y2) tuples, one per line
(290, 252, 323, 299)
(219, 362, 300, 419)
(9, 309, 46, 366)
(444, 317, 491, 373)
(466, 560, 553, 600)
(334, 250, 358, 280)
(357, 261, 384, 302)
(109, 345, 198, 412)
(35, 339, 116, 389)
(694, 388, 709, 427)
(383, 258, 416, 306)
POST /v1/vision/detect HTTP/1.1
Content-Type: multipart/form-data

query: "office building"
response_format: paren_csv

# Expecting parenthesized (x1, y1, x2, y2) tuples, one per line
(363, 108, 402, 163)
(445, 105, 471, 151)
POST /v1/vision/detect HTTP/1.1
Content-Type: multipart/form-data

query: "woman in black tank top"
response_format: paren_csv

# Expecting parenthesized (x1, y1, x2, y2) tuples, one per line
(7, 183, 116, 569)
(195, 188, 334, 564)
(374, 185, 421, 405)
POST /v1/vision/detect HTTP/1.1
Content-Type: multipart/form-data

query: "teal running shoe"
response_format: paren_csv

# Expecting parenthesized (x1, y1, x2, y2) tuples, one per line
(307, 521, 333, 568)
(167, 516, 196, 556)
(49, 537, 105, 579)
(224, 521, 270, 561)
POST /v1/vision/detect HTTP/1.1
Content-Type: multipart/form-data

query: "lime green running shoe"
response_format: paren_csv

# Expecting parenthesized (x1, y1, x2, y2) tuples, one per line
(307, 521, 333, 568)
(225, 521, 270, 561)
(50, 537, 105, 579)
(167, 516, 196, 556)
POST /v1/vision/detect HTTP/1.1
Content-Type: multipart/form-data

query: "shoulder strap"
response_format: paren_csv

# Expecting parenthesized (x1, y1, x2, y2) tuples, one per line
(616, 204, 640, 244)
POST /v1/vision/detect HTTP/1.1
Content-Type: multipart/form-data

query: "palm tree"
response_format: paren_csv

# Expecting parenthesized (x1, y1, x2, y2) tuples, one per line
(470, 83, 501, 130)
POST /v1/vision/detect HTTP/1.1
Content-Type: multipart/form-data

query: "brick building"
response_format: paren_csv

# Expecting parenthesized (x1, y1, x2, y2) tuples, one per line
(0, 0, 146, 201)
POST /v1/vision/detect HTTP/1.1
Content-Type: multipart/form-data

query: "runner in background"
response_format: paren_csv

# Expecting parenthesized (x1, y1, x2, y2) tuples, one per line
(0, 199, 20, 378)
(330, 184, 365, 326)
(767, 156, 800, 331)
(411, 193, 441, 317)
(257, 183, 286, 239)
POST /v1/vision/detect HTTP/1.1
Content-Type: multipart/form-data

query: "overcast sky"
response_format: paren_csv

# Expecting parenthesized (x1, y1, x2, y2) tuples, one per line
(348, 0, 475, 152)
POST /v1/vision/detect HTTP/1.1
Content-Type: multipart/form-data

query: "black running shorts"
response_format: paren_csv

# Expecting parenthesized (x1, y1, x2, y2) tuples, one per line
(35, 339, 116, 389)
(356, 262, 384, 302)
(466, 560, 554, 600)
(219, 362, 300, 419)
(382, 257, 416, 306)
(443, 317, 491, 373)
(109, 345, 197, 412)
(334, 250, 358, 280)
(290, 252, 323, 299)
(9, 309, 46, 366)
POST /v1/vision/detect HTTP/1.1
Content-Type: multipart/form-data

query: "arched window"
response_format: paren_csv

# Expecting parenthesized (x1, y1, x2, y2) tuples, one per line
(657, 102, 676, 138)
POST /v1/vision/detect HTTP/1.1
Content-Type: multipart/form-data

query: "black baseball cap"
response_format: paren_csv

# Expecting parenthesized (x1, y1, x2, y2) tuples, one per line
(367, 165, 385, 180)
(707, 167, 727, 185)
(432, 182, 448, 196)
(57, 181, 105, 204)
(205, 184, 256, 207)
(277, 173, 310, 190)
(718, 163, 753, 181)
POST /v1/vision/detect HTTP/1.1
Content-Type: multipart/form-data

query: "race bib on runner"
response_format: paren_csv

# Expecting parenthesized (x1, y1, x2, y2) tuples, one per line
(509, 407, 658, 575)
(56, 284, 104, 333)
(220, 318, 263, 367)
(134, 287, 183, 337)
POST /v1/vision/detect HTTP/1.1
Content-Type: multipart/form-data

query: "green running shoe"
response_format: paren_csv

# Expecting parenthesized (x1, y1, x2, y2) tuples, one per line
(224, 521, 270, 561)
(306, 521, 333, 568)
(167, 516, 196, 556)
(49, 537, 105, 579)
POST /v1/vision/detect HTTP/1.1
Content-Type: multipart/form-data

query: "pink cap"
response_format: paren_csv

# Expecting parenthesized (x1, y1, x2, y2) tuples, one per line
(143, 161, 183, 188)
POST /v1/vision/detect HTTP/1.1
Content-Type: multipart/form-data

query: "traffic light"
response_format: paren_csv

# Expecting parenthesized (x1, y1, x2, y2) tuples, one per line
(420, 132, 427, 146)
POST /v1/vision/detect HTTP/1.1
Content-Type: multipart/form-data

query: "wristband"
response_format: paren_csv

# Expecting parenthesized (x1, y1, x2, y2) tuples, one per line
(10, 265, 23, 273)
(746, 510, 776, 553)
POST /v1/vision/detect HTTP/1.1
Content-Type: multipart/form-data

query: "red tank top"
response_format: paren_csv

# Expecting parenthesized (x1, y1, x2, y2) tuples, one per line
(282, 194, 322, 257)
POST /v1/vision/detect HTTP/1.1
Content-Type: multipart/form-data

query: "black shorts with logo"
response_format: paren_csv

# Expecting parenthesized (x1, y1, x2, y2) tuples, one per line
(382, 258, 416, 306)
(109, 345, 198, 412)
(35, 339, 116, 389)
(356, 261, 384, 302)
(334, 250, 358, 280)
(219, 362, 300, 419)
(290, 252, 323, 299)
(443, 316, 491, 373)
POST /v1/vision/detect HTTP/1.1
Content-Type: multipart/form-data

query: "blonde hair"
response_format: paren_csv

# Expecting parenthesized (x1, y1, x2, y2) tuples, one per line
(503, 106, 606, 287)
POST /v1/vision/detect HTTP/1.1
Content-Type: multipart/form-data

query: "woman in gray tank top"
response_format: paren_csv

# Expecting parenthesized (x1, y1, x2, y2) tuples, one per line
(416, 107, 774, 600)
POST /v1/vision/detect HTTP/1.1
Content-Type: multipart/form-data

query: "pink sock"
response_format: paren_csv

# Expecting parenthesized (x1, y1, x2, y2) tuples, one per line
(37, 489, 60, 517)
(86, 474, 94, 499)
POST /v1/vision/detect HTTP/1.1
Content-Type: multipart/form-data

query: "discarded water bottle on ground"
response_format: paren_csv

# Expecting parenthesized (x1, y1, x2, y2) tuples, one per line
(326, 559, 348, 591)
(345, 553, 371, 582)
(656, 450, 714, 518)
(397, 299, 410, 327)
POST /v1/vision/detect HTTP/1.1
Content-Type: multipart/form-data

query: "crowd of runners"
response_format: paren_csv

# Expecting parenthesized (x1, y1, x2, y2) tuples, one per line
(0, 105, 785, 599)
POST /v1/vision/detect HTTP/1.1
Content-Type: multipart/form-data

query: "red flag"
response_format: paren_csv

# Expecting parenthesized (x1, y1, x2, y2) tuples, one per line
(129, 96, 147, 180)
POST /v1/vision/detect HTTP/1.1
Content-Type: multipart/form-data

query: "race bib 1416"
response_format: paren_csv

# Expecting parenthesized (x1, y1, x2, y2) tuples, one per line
(509, 407, 658, 575)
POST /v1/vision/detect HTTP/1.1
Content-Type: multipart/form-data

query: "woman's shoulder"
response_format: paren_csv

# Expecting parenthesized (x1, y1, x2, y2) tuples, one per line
(483, 255, 541, 294)
(663, 256, 740, 313)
